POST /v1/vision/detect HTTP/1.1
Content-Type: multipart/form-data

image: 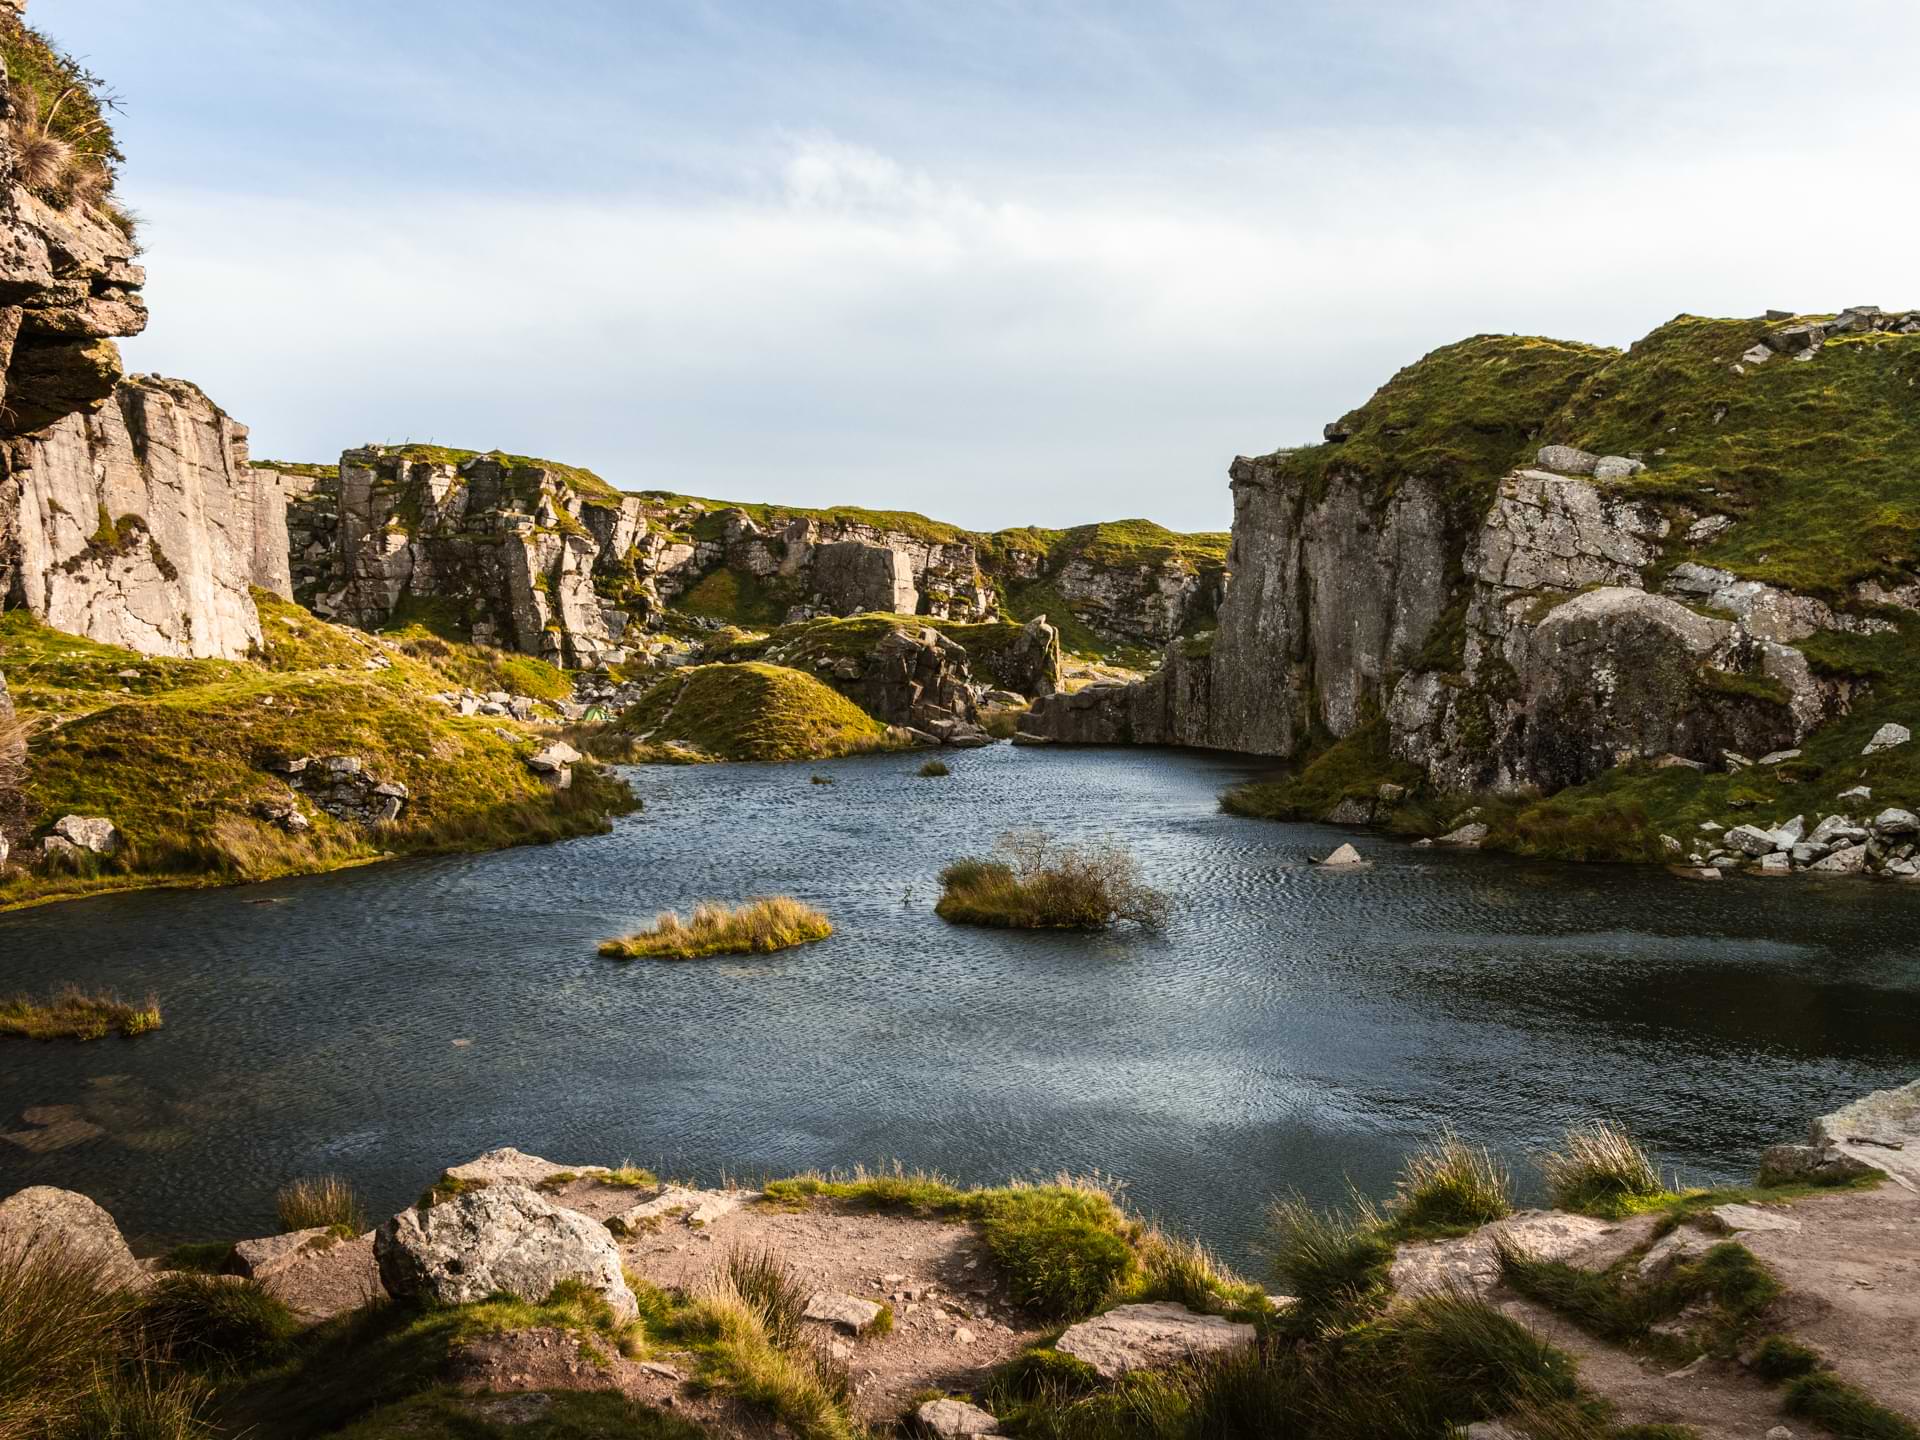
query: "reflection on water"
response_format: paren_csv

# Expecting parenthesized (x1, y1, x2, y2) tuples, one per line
(3, 744, 1918, 1267)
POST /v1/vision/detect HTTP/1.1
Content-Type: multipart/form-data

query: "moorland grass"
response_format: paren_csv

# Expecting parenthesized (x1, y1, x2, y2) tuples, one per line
(602, 663, 896, 764)
(0, 987, 160, 1040)
(1540, 1121, 1671, 1217)
(598, 897, 832, 960)
(935, 831, 1167, 930)
(276, 1175, 367, 1234)
(1387, 1127, 1514, 1235)
(919, 758, 951, 778)
(1783, 1371, 1920, 1440)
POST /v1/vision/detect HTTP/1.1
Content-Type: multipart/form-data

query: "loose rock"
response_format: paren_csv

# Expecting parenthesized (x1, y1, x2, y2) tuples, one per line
(1055, 1301, 1256, 1378)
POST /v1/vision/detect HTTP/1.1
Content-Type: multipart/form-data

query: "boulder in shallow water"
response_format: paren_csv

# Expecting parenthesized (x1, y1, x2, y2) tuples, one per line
(375, 1183, 636, 1319)
(1315, 843, 1368, 868)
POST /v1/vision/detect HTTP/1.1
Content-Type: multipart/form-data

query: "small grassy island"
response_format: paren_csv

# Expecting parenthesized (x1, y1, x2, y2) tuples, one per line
(598, 897, 833, 960)
(935, 832, 1168, 930)
(0, 988, 162, 1041)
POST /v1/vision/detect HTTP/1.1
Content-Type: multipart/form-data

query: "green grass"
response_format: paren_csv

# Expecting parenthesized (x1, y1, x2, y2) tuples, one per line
(1220, 715, 1426, 825)
(0, 12, 125, 206)
(1278, 333, 1615, 516)
(671, 566, 787, 627)
(1497, 1239, 1780, 1358)
(368, 444, 625, 504)
(0, 608, 637, 910)
(1540, 1121, 1671, 1217)
(0, 987, 161, 1040)
(1265, 1191, 1396, 1323)
(276, 1175, 366, 1234)
(919, 758, 951, 777)
(935, 832, 1168, 930)
(1386, 1127, 1514, 1235)
(134, 1271, 300, 1375)
(602, 663, 897, 763)
(1782, 1371, 1920, 1440)
(1748, 1333, 1823, 1382)
(597, 897, 832, 959)
(761, 1167, 1147, 1322)
(1549, 315, 1920, 600)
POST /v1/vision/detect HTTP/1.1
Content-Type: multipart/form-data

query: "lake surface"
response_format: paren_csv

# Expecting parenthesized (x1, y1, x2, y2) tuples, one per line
(4, 743, 1919, 1269)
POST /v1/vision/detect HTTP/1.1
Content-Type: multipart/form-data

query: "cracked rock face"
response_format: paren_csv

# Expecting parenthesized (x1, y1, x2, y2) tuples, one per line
(1025, 453, 1852, 799)
(2, 376, 290, 658)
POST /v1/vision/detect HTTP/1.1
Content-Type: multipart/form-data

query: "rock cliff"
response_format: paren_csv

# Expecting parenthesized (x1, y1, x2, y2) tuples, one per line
(0, 12, 294, 661)
(1024, 314, 1916, 818)
(2, 375, 291, 658)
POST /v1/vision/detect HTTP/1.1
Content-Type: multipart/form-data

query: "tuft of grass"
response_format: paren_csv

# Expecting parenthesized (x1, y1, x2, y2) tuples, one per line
(722, 1249, 810, 1351)
(276, 1175, 366, 1235)
(1540, 1121, 1670, 1217)
(1783, 1371, 1920, 1440)
(598, 896, 832, 960)
(163, 1243, 236, 1275)
(134, 1272, 299, 1375)
(1388, 1127, 1514, 1235)
(936, 830, 1167, 930)
(919, 758, 951, 778)
(0, 1242, 130, 1437)
(0, 987, 161, 1040)
(1129, 1227, 1265, 1317)
(1265, 1191, 1395, 1322)
(684, 1269, 860, 1440)
(761, 1166, 1143, 1322)
(1748, 1333, 1823, 1382)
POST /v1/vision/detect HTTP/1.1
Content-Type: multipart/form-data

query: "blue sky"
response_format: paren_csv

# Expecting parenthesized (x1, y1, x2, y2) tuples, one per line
(39, 0, 1920, 531)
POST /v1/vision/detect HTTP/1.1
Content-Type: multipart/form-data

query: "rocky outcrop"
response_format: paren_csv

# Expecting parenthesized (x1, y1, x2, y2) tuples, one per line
(1026, 440, 1853, 797)
(0, 49, 147, 444)
(0, 1184, 144, 1288)
(1055, 1302, 1257, 1379)
(2, 376, 290, 658)
(374, 1183, 638, 1320)
(313, 447, 644, 668)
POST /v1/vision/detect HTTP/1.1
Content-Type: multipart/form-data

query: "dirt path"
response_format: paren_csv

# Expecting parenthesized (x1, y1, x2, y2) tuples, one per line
(544, 1175, 1048, 1425)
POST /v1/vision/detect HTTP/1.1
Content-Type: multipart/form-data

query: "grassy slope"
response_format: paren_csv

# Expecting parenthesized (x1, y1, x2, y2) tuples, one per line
(1550, 315, 1920, 599)
(369, 445, 625, 504)
(0, 598, 634, 908)
(604, 663, 896, 763)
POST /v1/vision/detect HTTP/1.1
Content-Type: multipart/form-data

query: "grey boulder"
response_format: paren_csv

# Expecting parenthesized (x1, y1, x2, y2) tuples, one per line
(1056, 1301, 1256, 1379)
(0, 1185, 144, 1288)
(375, 1183, 636, 1319)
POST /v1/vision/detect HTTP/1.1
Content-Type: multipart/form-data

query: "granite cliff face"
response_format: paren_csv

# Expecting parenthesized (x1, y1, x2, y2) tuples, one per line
(1024, 315, 1914, 804)
(2, 376, 291, 658)
(0, 12, 295, 661)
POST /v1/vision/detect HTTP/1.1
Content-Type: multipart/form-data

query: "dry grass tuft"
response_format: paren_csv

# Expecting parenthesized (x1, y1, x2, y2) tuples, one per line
(1390, 1127, 1514, 1233)
(689, 1263, 858, 1440)
(1539, 1120, 1669, 1217)
(275, 1175, 366, 1235)
(935, 829, 1168, 930)
(598, 896, 832, 960)
(0, 987, 161, 1041)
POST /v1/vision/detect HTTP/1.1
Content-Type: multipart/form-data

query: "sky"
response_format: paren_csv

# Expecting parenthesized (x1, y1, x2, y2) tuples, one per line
(35, 0, 1920, 533)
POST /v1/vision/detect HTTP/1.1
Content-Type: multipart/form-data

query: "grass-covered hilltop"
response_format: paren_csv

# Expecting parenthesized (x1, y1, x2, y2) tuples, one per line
(4, 1082, 1915, 1439)
(1024, 306, 1920, 878)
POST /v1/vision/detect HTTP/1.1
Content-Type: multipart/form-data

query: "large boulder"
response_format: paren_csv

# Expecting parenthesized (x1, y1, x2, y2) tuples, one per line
(374, 1183, 637, 1318)
(1055, 1302, 1256, 1379)
(809, 539, 919, 616)
(0, 1186, 144, 1288)
(1812, 1080, 1920, 1189)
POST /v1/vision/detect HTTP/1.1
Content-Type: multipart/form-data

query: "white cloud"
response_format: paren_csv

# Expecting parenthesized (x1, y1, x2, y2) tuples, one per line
(117, 10, 1920, 532)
